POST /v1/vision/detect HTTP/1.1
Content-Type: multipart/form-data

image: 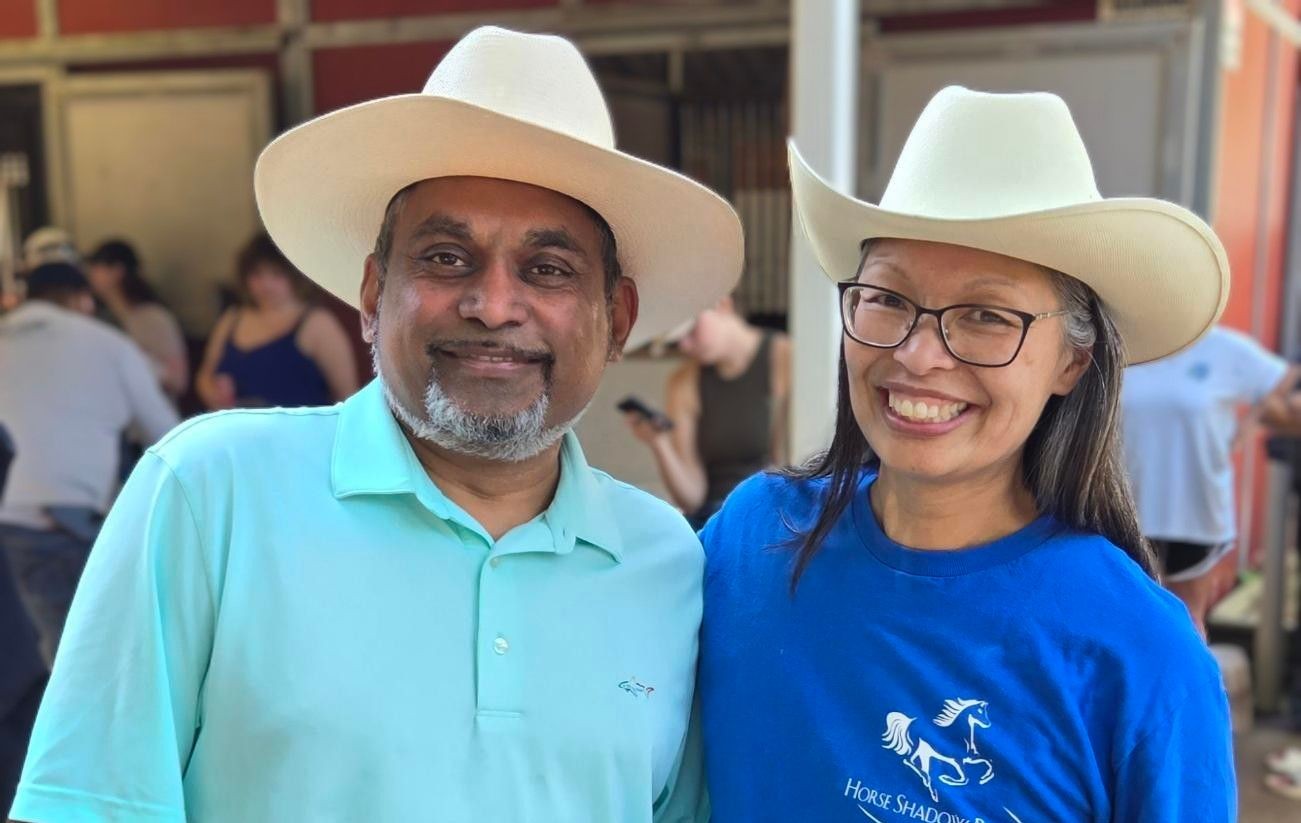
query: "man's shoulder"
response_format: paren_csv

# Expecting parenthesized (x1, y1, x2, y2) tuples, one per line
(150, 404, 343, 477)
(588, 468, 690, 528)
(585, 468, 699, 552)
(21, 303, 137, 351)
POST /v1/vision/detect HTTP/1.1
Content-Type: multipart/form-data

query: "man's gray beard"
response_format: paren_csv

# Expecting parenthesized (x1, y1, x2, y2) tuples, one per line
(371, 338, 579, 463)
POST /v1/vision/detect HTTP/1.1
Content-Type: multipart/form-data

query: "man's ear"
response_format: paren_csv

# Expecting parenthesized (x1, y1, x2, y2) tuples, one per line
(360, 255, 382, 344)
(607, 276, 639, 363)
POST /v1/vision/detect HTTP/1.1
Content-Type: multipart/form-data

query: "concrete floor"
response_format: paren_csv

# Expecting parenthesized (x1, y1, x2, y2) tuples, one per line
(1237, 723, 1301, 821)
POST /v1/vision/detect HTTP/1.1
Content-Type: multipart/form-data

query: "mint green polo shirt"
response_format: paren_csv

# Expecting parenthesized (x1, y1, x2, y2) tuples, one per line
(12, 380, 707, 823)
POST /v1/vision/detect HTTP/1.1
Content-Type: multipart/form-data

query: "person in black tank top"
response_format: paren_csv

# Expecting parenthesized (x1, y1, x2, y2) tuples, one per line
(625, 296, 790, 529)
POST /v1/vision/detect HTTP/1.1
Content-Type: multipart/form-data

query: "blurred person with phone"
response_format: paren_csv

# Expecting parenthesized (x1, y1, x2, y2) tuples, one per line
(624, 295, 789, 528)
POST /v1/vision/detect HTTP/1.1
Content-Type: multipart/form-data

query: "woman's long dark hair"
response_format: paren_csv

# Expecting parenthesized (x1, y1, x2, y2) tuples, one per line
(781, 261, 1154, 592)
(91, 239, 162, 306)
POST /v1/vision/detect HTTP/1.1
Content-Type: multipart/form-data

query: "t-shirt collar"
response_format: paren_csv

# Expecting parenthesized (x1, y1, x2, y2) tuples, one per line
(331, 379, 623, 561)
(853, 471, 1060, 576)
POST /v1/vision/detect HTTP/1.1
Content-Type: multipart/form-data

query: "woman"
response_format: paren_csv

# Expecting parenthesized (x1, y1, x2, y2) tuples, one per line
(1121, 325, 1297, 637)
(698, 87, 1235, 821)
(86, 239, 190, 400)
(625, 296, 790, 528)
(196, 232, 358, 409)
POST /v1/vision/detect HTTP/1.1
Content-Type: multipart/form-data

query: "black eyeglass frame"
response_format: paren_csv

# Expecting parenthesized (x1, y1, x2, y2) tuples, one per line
(836, 281, 1069, 368)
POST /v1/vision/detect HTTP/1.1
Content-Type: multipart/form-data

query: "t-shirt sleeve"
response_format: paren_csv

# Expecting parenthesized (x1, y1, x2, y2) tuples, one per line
(1221, 328, 1289, 402)
(117, 338, 180, 445)
(10, 451, 216, 823)
(1110, 656, 1237, 821)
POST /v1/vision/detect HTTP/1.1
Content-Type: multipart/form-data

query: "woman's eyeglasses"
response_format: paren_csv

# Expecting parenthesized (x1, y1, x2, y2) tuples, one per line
(838, 282, 1068, 368)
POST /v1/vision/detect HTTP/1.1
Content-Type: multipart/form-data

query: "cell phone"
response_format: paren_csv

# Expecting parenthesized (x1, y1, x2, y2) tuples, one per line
(617, 395, 673, 431)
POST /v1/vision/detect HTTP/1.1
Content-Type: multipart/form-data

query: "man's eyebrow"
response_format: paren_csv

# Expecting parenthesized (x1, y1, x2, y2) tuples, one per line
(409, 214, 474, 243)
(523, 227, 589, 261)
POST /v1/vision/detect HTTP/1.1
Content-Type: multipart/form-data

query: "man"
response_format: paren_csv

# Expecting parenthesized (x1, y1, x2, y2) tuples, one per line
(11, 26, 741, 823)
(0, 263, 178, 665)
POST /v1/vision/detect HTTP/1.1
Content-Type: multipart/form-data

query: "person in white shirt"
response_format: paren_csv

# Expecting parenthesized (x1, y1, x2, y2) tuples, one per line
(0, 263, 178, 664)
(1121, 324, 1298, 635)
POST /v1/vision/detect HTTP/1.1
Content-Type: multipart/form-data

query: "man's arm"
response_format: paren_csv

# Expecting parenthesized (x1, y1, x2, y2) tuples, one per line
(9, 451, 215, 823)
(651, 697, 710, 823)
(118, 336, 180, 444)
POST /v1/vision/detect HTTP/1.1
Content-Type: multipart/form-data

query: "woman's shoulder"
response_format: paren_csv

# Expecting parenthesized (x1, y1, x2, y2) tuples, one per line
(128, 302, 183, 337)
(1027, 526, 1207, 656)
(701, 469, 856, 560)
(715, 469, 834, 521)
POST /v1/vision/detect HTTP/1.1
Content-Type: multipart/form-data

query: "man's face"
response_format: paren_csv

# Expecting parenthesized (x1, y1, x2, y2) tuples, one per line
(360, 176, 638, 460)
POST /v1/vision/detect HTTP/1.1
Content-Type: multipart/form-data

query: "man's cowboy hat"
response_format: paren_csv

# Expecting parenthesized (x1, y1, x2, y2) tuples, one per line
(255, 26, 743, 349)
(789, 85, 1229, 364)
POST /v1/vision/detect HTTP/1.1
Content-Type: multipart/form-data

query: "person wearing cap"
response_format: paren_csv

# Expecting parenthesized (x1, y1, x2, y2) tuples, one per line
(19, 228, 78, 272)
(10, 26, 739, 823)
(85, 239, 190, 401)
(0, 263, 178, 668)
(697, 87, 1235, 820)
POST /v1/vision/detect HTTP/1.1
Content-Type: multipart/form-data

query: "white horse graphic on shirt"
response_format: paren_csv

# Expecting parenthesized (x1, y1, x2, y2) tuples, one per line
(881, 698, 995, 803)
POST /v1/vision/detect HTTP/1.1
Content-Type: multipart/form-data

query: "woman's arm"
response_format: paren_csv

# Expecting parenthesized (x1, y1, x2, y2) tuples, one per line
(1256, 365, 1301, 437)
(299, 309, 361, 401)
(627, 363, 709, 514)
(194, 309, 237, 410)
(148, 307, 191, 400)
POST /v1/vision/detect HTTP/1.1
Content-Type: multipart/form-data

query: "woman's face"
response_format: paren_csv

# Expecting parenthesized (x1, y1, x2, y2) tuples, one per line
(244, 262, 297, 308)
(85, 262, 121, 297)
(845, 239, 1090, 486)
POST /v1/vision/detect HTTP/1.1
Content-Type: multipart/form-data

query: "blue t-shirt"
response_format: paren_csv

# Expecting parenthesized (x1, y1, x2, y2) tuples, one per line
(699, 471, 1235, 823)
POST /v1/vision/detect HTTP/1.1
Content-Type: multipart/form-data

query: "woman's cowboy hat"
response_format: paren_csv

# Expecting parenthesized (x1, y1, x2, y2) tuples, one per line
(789, 85, 1229, 364)
(255, 26, 743, 349)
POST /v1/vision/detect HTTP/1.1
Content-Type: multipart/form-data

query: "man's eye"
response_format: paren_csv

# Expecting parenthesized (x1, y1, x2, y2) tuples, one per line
(531, 263, 570, 278)
(427, 252, 463, 266)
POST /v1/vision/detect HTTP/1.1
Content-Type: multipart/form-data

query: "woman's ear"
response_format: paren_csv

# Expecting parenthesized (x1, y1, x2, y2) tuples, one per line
(1051, 344, 1093, 396)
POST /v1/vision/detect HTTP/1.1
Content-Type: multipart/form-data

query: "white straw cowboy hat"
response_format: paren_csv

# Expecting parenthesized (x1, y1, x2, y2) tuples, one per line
(789, 85, 1229, 364)
(255, 26, 744, 349)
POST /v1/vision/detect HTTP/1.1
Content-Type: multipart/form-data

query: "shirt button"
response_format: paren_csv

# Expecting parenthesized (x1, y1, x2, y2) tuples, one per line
(493, 636, 510, 655)
(489, 557, 502, 569)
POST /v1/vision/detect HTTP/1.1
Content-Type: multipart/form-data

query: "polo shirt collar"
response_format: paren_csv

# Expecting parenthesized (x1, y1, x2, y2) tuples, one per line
(331, 379, 623, 562)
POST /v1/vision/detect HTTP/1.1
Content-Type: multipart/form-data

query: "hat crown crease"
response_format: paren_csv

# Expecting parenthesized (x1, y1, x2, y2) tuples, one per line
(880, 86, 1102, 219)
(423, 26, 616, 149)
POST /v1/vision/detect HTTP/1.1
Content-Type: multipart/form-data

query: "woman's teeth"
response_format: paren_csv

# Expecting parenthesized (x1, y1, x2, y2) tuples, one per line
(887, 392, 969, 423)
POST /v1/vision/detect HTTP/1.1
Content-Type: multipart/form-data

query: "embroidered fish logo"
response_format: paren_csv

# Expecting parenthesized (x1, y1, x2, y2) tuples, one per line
(619, 677, 655, 699)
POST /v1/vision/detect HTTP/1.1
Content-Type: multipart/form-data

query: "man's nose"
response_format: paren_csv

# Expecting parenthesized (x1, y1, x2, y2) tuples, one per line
(458, 259, 528, 329)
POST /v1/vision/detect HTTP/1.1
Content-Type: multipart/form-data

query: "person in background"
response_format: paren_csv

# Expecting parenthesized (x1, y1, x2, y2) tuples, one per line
(85, 240, 189, 401)
(20, 228, 78, 272)
(0, 424, 45, 818)
(1121, 325, 1300, 637)
(625, 296, 789, 527)
(0, 263, 177, 665)
(195, 232, 358, 409)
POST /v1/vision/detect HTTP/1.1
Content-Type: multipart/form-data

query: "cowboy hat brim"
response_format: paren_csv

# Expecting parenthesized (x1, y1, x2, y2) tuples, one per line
(789, 141, 1229, 365)
(255, 95, 744, 350)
